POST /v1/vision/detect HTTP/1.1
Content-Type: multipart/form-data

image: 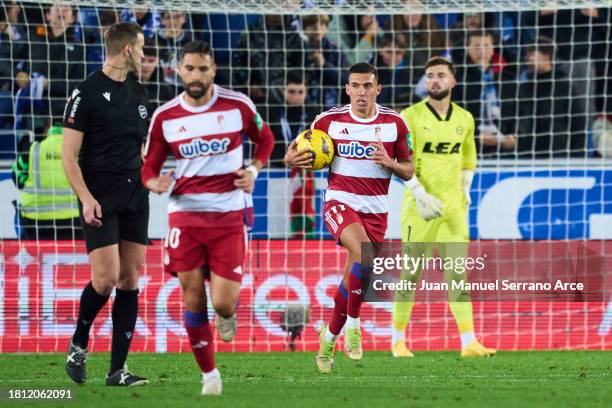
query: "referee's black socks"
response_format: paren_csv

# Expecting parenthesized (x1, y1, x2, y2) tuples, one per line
(73, 281, 110, 349)
(110, 288, 139, 374)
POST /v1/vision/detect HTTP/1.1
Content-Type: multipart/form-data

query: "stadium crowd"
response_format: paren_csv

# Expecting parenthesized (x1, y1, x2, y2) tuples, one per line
(0, 0, 612, 166)
(0, 2, 610, 163)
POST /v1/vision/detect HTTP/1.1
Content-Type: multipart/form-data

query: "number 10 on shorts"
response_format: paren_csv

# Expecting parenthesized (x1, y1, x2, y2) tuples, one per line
(165, 227, 181, 249)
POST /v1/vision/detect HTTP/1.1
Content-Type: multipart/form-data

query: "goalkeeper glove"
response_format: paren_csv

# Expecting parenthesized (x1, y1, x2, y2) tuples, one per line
(405, 176, 444, 221)
(461, 170, 474, 206)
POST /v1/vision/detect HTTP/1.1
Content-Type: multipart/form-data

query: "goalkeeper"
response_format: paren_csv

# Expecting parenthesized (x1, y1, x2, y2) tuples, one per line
(391, 57, 495, 358)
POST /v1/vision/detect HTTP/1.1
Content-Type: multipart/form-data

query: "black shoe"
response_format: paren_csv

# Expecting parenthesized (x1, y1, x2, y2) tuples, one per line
(106, 365, 148, 387)
(66, 342, 87, 384)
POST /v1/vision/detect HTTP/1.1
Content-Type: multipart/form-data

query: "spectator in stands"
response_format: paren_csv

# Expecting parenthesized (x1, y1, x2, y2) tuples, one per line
(529, 8, 607, 121)
(450, 12, 519, 64)
(0, 0, 26, 59)
(300, 14, 348, 111)
(0, 2, 27, 157)
(516, 37, 587, 158)
(14, 4, 85, 131)
(453, 30, 517, 158)
(120, 7, 160, 38)
(450, 12, 485, 48)
(372, 33, 412, 110)
(155, 11, 195, 86)
(1, 1, 27, 91)
(384, 12, 448, 103)
(0, 1, 26, 129)
(140, 38, 175, 113)
(233, 15, 302, 118)
(268, 71, 317, 167)
(268, 71, 317, 238)
(11, 124, 82, 240)
(327, 14, 379, 65)
(84, 10, 118, 74)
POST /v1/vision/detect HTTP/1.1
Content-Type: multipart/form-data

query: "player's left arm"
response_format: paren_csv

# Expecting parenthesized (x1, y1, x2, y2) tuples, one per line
(371, 119, 414, 181)
(237, 106, 275, 193)
(371, 139, 413, 180)
(142, 110, 173, 194)
(461, 113, 478, 205)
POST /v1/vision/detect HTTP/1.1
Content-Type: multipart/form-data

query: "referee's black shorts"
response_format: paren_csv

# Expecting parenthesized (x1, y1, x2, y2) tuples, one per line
(80, 170, 150, 253)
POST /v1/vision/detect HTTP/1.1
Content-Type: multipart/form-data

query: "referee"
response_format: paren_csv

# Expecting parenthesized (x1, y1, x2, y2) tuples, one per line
(61, 22, 149, 386)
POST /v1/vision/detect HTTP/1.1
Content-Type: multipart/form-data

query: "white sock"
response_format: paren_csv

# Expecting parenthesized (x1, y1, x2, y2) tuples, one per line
(460, 331, 476, 348)
(346, 316, 360, 329)
(203, 368, 221, 382)
(324, 327, 336, 343)
(392, 329, 405, 344)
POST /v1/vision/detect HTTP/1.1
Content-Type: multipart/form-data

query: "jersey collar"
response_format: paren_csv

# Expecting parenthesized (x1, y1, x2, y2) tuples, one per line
(425, 101, 453, 121)
(349, 104, 380, 123)
(178, 84, 219, 113)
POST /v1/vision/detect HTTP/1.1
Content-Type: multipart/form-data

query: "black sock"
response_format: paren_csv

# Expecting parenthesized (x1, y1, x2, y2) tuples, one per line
(72, 281, 110, 349)
(109, 288, 139, 374)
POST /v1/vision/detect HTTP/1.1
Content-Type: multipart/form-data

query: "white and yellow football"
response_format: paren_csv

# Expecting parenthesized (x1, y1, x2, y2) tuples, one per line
(294, 129, 334, 170)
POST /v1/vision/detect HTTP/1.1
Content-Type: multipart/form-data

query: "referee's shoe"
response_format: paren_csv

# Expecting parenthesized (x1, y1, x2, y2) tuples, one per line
(106, 364, 148, 387)
(66, 342, 87, 383)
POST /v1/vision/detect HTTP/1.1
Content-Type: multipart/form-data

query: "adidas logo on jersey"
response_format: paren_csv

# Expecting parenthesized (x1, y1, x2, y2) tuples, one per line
(178, 137, 230, 159)
(337, 141, 375, 159)
(178, 125, 187, 133)
(339, 128, 350, 135)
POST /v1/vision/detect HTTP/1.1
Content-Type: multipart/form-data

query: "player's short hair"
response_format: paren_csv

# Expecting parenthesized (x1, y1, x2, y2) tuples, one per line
(424, 56, 455, 75)
(525, 36, 555, 60)
(301, 14, 330, 29)
(286, 70, 305, 86)
(348, 62, 378, 82)
(178, 40, 214, 63)
(104, 22, 143, 57)
(466, 29, 496, 45)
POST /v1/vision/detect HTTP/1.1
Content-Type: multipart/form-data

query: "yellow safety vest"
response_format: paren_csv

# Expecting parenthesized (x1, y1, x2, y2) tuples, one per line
(20, 130, 79, 220)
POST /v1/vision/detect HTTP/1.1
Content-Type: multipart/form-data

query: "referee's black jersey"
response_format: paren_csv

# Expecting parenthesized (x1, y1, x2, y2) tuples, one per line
(63, 70, 149, 173)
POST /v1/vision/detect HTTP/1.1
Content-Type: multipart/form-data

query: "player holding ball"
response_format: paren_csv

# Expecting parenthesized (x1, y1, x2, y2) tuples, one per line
(285, 62, 414, 374)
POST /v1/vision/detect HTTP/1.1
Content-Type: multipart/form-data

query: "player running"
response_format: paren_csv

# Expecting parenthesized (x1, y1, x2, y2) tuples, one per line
(391, 56, 496, 358)
(285, 63, 414, 373)
(141, 41, 274, 395)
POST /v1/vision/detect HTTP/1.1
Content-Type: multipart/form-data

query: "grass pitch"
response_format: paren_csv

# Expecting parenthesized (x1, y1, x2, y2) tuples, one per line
(0, 351, 610, 408)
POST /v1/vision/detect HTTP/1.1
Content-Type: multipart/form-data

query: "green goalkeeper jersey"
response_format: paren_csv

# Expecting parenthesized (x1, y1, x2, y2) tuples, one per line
(400, 99, 477, 214)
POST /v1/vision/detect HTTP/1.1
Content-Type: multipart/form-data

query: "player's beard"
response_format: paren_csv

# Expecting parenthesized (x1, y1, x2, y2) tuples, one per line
(428, 88, 450, 101)
(185, 81, 209, 99)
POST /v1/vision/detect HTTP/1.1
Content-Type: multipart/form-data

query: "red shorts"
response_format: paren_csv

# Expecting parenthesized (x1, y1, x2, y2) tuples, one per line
(163, 225, 246, 283)
(323, 200, 387, 243)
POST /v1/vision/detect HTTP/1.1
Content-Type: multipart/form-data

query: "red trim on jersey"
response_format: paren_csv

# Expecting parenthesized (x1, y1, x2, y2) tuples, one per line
(169, 210, 244, 228)
(327, 173, 390, 196)
(172, 173, 237, 195)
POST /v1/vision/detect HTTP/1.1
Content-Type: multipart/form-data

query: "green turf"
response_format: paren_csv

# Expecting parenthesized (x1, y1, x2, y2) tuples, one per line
(0, 351, 610, 408)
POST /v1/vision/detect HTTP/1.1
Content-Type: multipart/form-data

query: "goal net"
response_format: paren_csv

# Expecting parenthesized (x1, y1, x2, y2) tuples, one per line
(0, 0, 610, 353)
